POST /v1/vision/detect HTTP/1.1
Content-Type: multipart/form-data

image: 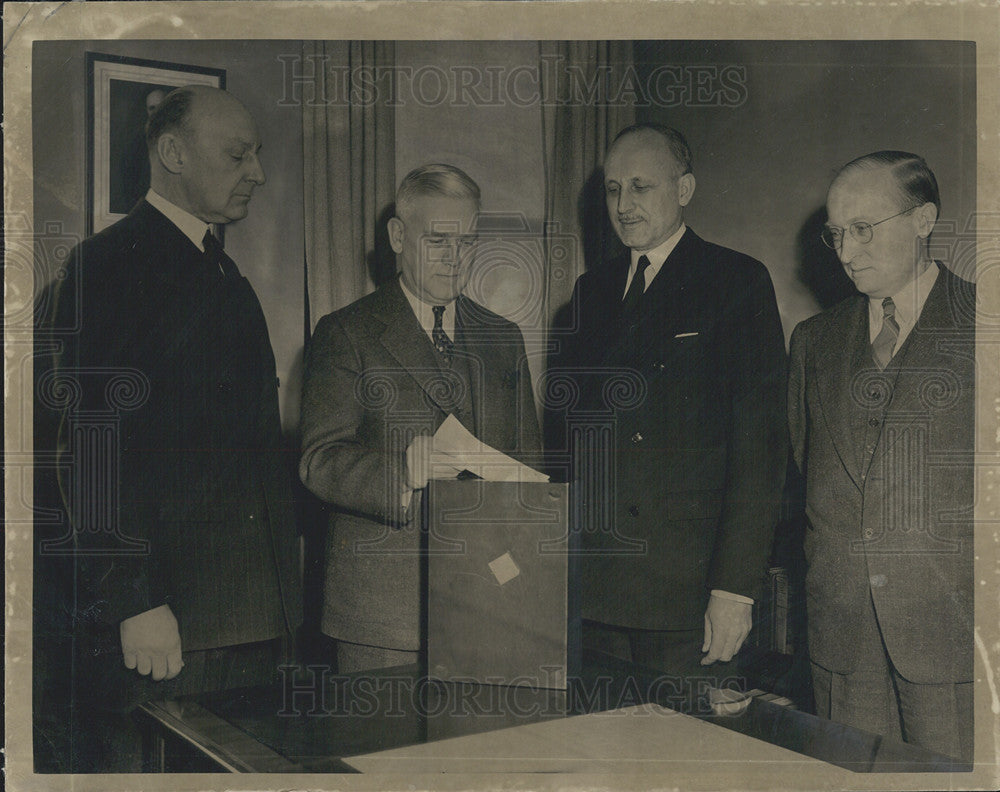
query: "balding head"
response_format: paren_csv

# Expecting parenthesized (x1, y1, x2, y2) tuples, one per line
(147, 86, 265, 224)
(604, 123, 696, 252)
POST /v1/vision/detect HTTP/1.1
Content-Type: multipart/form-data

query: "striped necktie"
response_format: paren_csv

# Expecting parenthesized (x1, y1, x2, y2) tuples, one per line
(871, 297, 899, 370)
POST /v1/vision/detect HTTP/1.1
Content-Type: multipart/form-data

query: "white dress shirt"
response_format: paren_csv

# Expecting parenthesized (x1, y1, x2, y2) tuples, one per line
(145, 189, 210, 252)
(400, 279, 457, 342)
(621, 224, 687, 298)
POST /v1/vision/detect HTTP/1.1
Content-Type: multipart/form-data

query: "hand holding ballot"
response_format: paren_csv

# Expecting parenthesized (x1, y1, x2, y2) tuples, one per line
(407, 414, 549, 485)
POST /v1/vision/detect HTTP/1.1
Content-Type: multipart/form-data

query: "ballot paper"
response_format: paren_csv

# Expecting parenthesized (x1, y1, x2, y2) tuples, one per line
(429, 414, 549, 483)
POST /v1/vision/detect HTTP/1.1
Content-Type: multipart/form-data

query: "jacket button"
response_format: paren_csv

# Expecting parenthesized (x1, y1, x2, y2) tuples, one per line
(628, 505, 640, 517)
(654, 362, 666, 372)
(868, 417, 879, 427)
(631, 432, 643, 444)
(870, 574, 887, 588)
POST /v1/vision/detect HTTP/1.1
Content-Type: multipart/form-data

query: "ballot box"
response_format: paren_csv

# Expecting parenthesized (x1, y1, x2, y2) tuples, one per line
(426, 479, 578, 690)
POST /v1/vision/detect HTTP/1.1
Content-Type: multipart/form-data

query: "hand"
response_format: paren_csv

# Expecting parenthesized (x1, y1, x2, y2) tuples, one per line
(405, 433, 434, 490)
(120, 604, 183, 681)
(701, 594, 752, 665)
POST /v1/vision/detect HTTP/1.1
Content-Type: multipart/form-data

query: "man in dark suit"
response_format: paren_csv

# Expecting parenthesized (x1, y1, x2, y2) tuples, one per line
(552, 124, 787, 685)
(35, 85, 302, 771)
(788, 151, 974, 761)
(300, 164, 541, 673)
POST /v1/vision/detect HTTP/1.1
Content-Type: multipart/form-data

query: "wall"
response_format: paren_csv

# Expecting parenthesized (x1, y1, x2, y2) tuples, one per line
(394, 41, 549, 397)
(32, 40, 306, 432)
(634, 40, 977, 339)
(33, 39, 970, 424)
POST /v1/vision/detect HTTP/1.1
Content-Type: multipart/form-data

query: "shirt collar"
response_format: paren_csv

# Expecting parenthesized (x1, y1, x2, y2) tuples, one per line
(399, 278, 457, 338)
(631, 223, 687, 272)
(145, 189, 210, 252)
(868, 260, 939, 333)
(626, 224, 686, 293)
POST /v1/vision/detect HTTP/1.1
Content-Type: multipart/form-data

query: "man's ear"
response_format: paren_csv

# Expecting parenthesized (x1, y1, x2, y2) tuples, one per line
(387, 216, 405, 254)
(914, 201, 938, 239)
(678, 173, 696, 208)
(156, 133, 185, 175)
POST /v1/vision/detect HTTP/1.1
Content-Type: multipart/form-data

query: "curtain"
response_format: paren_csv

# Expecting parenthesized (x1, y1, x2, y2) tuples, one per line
(303, 40, 396, 332)
(540, 41, 636, 331)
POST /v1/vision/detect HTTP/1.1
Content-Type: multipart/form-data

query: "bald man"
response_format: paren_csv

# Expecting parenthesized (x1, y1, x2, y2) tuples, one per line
(552, 124, 787, 690)
(37, 86, 301, 771)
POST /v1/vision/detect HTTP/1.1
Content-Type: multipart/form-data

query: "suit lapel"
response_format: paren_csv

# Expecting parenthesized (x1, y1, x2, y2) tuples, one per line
(814, 296, 870, 489)
(630, 227, 699, 341)
(453, 296, 483, 439)
(129, 200, 220, 290)
(373, 279, 457, 416)
(868, 265, 960, 464)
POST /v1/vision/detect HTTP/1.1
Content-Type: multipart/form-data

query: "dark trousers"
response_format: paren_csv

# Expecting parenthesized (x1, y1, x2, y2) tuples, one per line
(58, 636, 290, 773)
(582, 619, 745, 716)
(336, 640, 419, 674)
(811, 593, 972, 762)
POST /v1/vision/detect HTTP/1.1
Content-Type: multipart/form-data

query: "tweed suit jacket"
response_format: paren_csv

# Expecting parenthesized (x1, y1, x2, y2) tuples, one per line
(556, 227, 788, 630)
(300, 277, 541, 650)
(788, 262, 975, 684)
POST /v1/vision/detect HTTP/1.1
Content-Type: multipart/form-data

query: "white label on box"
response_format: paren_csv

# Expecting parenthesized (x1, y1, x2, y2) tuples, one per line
(488, 551, 520, 586)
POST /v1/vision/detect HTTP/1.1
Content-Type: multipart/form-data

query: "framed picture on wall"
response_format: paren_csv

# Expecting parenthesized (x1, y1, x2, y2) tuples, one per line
(86, 52, 225, 234)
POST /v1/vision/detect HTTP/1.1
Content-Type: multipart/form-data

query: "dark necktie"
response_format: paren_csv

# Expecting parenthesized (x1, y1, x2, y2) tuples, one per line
(432, 304, 454, 363)
(871, 297, 900, 370)
(203, 229, 239, 278)
(622, 255, 652, 317)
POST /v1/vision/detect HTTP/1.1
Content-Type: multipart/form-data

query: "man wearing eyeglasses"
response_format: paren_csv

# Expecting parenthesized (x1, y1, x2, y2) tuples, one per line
(300, 164, 540, 673)
(788, 151, 975, 761)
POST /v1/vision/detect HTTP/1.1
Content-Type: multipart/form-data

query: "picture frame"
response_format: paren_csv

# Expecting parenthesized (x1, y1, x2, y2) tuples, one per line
(86, 52, 225, 234)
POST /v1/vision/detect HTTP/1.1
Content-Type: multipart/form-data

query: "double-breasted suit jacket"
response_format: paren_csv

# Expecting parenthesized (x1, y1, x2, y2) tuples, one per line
(788, 262, 975, 684)
(300, 277, 541, 651)
(556, 227, 788, 630)
(39, 200, 302, 706)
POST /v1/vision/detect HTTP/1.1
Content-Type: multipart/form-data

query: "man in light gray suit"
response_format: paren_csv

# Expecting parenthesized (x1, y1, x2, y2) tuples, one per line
(789, 151, 974, 761)
(300, 164, 540, 672)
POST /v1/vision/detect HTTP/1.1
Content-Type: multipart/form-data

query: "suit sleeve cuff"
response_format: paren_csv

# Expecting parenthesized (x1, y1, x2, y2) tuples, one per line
(711, 589, 754, 605)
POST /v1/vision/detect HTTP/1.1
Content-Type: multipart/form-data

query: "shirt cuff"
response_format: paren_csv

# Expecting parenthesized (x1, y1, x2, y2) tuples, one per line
(711, 589, 754, 605)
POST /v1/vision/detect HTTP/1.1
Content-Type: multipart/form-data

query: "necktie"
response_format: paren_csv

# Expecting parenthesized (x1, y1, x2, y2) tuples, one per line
(622, 255, 652, 317)
(203, 230, 239, 278)
(432, 304, 454, 363)
(871, 297, 899, 370)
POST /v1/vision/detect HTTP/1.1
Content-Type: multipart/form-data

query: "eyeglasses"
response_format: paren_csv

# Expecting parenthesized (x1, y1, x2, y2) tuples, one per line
(820, 206, 918, 250)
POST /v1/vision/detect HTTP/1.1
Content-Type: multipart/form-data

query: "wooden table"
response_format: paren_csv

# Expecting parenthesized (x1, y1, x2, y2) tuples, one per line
(134, 652, 967, 775)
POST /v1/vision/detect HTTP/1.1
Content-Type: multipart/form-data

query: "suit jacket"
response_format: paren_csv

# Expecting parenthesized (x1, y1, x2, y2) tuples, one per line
(555, 227, 787, 630)
(788, 262, 974, 684)
(300, 277, 541, 650)
(40, 200, 302, 660)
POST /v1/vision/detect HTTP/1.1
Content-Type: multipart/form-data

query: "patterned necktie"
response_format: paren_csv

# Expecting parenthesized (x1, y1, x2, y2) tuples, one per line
(622, 255, 652, 317)
(432, 304, 454, 363)
(871, 297, 899, 370)
(203, 229, 238, 278)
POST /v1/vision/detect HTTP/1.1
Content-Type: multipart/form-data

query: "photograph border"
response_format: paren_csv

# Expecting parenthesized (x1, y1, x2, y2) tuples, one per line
(5, 2, 1000, 791)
